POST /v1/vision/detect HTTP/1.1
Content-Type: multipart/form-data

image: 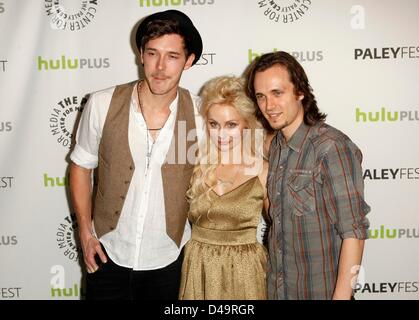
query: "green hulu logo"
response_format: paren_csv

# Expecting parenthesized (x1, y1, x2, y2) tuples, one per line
(138, 0, 214, 6)
(38, 55, 78, 70)
(248, 48, 279, 63)
(356, 107, 419, 122)
(37, 55, 110, 70)
(51, 284, 82, 298)
(139, 0, 182, 6)
(356, 107, 398, 122)
(44, 173, 68, 187)
(368, 225, 419, 239)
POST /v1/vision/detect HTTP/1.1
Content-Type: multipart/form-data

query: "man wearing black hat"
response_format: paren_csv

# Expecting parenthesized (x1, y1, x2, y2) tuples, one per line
(69, 10, 203, 300)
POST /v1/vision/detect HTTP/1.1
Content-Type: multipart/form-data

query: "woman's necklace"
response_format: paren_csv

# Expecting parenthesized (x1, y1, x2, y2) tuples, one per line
(137, 81, 162, 173)
(216, 164, 241, 190)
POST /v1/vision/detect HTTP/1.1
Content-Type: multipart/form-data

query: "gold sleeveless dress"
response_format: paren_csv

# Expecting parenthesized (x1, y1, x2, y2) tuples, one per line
(179, 176, 267, 300)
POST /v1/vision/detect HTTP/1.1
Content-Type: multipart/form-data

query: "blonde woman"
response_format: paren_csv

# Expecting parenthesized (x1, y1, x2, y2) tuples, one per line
(179, 76, 269, 300)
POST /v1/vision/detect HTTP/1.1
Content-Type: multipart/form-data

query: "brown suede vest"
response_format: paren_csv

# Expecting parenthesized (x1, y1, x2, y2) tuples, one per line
(93, 80, 197, 247)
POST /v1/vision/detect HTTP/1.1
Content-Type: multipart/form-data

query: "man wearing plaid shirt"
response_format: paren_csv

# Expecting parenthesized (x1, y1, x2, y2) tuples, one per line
(246, 51, 371, 300)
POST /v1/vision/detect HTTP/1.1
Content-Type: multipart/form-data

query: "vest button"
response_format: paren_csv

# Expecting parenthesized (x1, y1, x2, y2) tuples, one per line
(124, 181, 130, 184)
(115, 210, 119, 215)
(120, 195, 125, 200)
(129, 166, 134, 170)
(109, 226, 115, 230)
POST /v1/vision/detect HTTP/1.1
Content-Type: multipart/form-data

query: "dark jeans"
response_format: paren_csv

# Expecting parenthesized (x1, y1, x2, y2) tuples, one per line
(85, 245, 184, 300)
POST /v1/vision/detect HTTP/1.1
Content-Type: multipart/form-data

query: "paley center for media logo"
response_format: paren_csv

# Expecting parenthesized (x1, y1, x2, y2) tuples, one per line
(49, 95, 85, 148)
(257, 0, 312, 24)
(248, 48, 323, 64)
(45, 0, 99, 31)
(354, 46, 419, 60)
(56, 214, 81, 262)
(356, 107, 419, 123)
(138, 0, 215, 7)
(37, 55, 110, 71)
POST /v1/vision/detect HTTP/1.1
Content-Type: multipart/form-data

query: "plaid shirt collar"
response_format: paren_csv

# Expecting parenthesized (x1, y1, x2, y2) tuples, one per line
(275, 121, 312, 153)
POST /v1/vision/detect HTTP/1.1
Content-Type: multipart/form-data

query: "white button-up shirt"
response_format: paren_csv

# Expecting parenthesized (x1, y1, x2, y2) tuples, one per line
(70, 82, 203, 270)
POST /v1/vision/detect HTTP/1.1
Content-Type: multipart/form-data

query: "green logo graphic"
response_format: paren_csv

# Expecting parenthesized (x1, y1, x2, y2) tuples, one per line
(248, 49, 323, 64)
(44, 173, 68, 187)
(139, 0, 214, 7)
(368, 225, 419, 239)
(38, 55, 110, 71)
(51, 284, 82, 298)
(356, 107, 419, 122)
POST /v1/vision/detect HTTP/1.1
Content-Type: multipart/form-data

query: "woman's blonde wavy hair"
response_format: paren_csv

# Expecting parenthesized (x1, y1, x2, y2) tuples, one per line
(186, 76, 264, 208)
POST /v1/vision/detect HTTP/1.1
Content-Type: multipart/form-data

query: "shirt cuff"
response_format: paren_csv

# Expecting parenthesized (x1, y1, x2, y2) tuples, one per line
(341, 227, 369, 240)
(340, 216, 370, 240)
(338, 199, 371, 240)
(70, 144, 98, 169)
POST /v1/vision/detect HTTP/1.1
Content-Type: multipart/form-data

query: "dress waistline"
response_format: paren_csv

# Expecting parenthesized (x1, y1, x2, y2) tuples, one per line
(191, 225, 257, 245)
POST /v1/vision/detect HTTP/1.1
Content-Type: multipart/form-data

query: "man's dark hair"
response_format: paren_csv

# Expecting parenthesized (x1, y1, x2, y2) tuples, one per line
(246, 51, 326, 128)
(140, 19, 190, 57)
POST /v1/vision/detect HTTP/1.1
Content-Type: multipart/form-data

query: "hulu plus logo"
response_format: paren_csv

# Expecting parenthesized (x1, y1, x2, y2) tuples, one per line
(50, 265, 84, 299)
(248, 48, 323, 64)
(356, 107, 419, 122)
(138, 0, 215, 7)
(43, 173, 68, 187)
(369, 225, 419, 239)
(0, 121, 12, 132)
(37, 55, 110, 71)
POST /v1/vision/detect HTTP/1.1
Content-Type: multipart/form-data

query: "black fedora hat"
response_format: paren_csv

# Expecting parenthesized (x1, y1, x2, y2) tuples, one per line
(135, 10, 203, 65)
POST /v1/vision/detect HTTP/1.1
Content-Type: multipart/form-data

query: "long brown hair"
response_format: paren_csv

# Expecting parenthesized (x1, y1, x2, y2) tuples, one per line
(246, 51, 326, 128)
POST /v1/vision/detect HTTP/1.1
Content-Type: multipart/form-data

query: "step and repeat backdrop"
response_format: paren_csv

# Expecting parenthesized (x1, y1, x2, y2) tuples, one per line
(0, 0, 418, 300)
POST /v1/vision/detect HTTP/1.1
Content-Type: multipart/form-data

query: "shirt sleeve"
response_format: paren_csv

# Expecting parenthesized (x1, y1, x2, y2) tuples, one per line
(69, 93, 101, 169)
(321, 139, 371, 240)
